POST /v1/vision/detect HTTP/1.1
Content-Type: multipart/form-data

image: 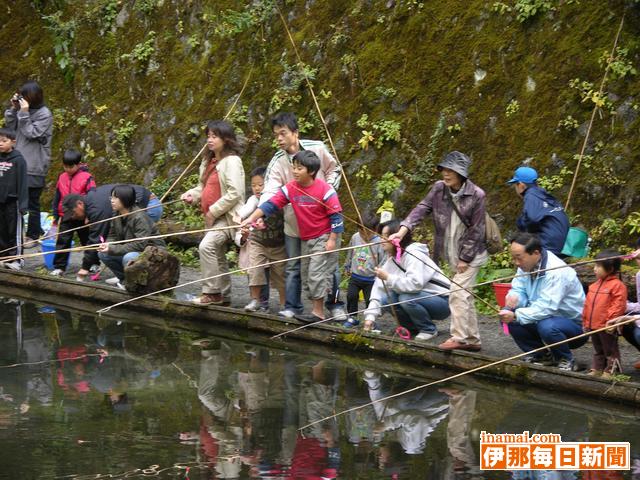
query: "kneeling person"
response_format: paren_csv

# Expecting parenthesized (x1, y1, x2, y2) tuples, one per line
(97, 185, 166, 289)
(363, 220, 451, 340)
(499, 232, 586, 371)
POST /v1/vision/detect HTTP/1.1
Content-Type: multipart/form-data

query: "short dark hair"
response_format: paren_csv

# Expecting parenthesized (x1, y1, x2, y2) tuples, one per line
(359, 211, 379, 233)
(63, 149, 82, 166)
(595, 249, 622, 274)
(380, 219, 413, 250)
(19, 81, 44, 109)
(292, 150, 320, 178)
(62, 194, 83, 214)
(250, 166, 266, 178)
(0, 128, 16, 140)
(110, 184, 137, 210)
(271, 112, 298, 132)
(510, 232, 542, 254)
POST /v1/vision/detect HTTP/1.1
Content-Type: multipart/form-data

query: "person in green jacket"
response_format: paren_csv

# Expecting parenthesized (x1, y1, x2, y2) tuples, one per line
(97, 185, 165, 289)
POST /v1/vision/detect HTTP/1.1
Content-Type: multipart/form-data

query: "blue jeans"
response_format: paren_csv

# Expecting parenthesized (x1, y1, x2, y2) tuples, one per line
(145, 196, 163, 223)
(508, 316, 587, 361)
(98, 251, 140, 281)
(380, 291, 450, 335)
(284, 235, 303, 312)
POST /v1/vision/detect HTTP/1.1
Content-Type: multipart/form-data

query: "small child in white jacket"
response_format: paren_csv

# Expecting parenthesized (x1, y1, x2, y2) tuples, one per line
(363, 220, 451, 341)
(234, 167, 286, 312)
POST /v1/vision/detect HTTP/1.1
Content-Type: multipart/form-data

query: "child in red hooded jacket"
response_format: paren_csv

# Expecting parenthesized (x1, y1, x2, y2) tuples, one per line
(582, 250, 628, 377)
(49, 149, 96, 276)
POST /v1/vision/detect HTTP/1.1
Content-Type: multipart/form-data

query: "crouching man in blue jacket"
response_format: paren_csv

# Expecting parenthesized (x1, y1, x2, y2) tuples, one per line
(498, 232, 587, 371)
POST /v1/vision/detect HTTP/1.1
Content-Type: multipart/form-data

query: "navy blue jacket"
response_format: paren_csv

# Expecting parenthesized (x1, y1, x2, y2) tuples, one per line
(516, 185, 569, 255)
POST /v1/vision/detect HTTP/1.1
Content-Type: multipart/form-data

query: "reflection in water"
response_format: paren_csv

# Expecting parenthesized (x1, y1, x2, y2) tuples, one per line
(0, 297, 639, 479)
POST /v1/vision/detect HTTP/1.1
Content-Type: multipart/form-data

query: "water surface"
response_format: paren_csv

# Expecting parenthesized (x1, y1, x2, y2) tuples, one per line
(0, 295, 638, 479)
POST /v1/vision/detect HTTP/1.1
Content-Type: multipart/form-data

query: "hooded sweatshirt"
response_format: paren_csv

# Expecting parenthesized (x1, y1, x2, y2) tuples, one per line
(0, 149, 28, 212)
(364, 243, 450, 318)
(4, 105, 53, 181)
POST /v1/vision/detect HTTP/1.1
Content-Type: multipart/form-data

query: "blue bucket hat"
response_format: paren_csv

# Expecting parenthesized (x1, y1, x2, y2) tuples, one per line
(507, 166, 538, 184)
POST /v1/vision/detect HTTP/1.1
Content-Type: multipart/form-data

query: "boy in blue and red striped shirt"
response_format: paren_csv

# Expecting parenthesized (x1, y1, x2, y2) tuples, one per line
(242, 150, 343, 323)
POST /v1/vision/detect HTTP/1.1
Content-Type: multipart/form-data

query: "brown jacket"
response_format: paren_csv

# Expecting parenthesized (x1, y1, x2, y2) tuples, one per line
(400, 180, 487, 264)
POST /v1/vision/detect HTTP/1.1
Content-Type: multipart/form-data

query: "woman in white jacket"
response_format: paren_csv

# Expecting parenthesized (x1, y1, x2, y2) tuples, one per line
(364, 220, 451, 341)
(181, 120, 245, 306)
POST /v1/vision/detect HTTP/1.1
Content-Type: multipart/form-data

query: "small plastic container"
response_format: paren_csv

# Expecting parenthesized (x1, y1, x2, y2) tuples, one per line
(41, 238, 74, 270)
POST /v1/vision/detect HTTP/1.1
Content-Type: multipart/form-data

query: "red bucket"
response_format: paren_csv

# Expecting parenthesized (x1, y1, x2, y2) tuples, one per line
(492, 283, 512, 308)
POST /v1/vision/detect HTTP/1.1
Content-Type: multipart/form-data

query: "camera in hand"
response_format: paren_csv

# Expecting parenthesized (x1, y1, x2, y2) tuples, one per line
(13, 94, 23, 103)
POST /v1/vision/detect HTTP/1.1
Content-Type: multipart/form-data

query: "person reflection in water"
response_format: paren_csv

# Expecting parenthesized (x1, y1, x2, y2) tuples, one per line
(439, 387, 481, 476)
(363, 371, 449, 457)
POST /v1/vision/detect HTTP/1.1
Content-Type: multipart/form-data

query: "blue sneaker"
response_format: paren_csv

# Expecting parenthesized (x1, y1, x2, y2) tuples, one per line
(342, 317, 359, 328)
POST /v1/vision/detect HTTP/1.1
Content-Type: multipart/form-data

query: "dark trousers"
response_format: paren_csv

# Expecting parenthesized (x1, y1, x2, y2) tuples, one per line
(0, 200, 22, 257)
(325, 265, 346, 311)
(346, 276, 374, 316)
(53, 218, 89, 270)
(590, 330, 620, 372)
(27, 187, 44, 239)
(508, 316, 588, 361)
(621, 322, 640, 351)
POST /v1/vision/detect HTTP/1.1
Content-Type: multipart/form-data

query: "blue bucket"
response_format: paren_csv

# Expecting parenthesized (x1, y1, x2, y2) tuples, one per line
(41, 238, 74, 270)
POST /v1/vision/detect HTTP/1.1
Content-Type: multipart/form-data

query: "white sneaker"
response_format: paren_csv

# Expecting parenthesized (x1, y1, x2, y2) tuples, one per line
(415, 331, 438, 341)
(4, 261, 22, 271)
(115, 281, 126, 291)
(278, 309, 296, 319)
(244, 299, 260, 312)
(330, 306, 348, 321)
(49, 269, 64, 277)
(105, 277, 120, 285)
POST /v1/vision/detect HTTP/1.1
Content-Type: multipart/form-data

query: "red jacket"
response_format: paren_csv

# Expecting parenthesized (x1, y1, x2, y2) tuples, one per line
(582, 275, 627, 330)
(52, 164, 96, 219)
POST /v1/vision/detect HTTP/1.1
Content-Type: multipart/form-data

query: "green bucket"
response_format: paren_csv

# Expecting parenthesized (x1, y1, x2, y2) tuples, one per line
(561, 227, 589, 258)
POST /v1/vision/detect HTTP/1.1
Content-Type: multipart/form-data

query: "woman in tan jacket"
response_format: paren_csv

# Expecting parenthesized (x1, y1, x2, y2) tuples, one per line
(181, 120, 245, 305)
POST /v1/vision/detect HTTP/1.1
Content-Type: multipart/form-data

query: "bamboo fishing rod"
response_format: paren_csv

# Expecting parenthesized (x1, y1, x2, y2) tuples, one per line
(271, 9, 411, 331)
(159, 65, 254, 203)
(0, 224, 242, 263)
(271, 251, 638, 339)
(0, 198, 184, 256)
(275, 5, 363, 227)
(565, 14, 625, 211)
(298, 314, 640, 432)
(96, 240, 386, 314)
(6, 67, 255, 258)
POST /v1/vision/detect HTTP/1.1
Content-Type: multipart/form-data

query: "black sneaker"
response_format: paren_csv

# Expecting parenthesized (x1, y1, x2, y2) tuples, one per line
(557, 358, 576, 372)
(294, 313, 324, 325)
(522, 351, 556, 366)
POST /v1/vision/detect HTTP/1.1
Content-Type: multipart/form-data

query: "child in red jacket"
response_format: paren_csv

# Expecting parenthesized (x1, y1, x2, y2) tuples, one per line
(582, 250, 628, 377)
(49, 149, 96, 276)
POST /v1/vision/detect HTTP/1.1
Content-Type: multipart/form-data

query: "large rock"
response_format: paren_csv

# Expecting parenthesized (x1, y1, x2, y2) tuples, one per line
(157, 220, 203, 247)
(124, 246, 180, 295)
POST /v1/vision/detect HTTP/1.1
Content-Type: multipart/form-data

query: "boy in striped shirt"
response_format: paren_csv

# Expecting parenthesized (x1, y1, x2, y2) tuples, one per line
(242, 150, 343, 324)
